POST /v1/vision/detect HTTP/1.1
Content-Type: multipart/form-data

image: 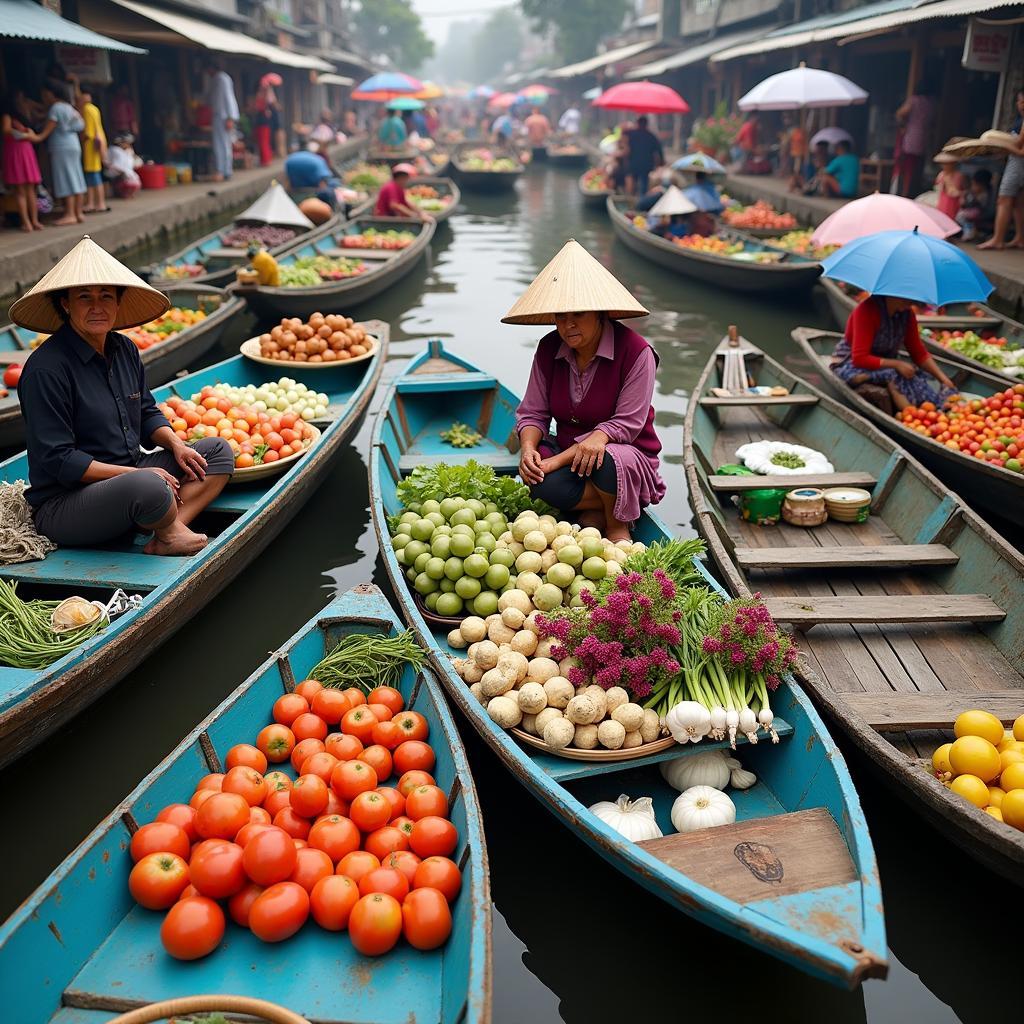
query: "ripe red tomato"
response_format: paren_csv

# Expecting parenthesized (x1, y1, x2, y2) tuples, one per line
(393, 711, 429, 742)
(311, 688, 349, 725)
(367, 686, 404, 715)
(358, 744, 393, 783)
(129, 853, 190, 909)
(225, 743, 268, 773)
(161, 896, 224, 960)
(290, 774, 329, 818)
(272, 693, 309, 726)
(3, 364, 22, 390)
(323, 790, 350, 818)
(358, 866, 409, 901)
(386, 850, 421, 885)
(263, 770, 292, 793)
(195, 772, 224, 792)
(256, 724, 295, 764)
(290, 737, 326, 774)
(300, 751, 339, 783)
(341, 706, 377, 743)
(189, 840, 246, 899)
(371, 720, 403, 750)
(248, 881, 310, 942)
(131, 821, 190, 862)
(331, 759, 378, 801)
(405, 784, 448, 821)
(350, 791, 391, 832)
(249, 806, 272, 826)
(364, 825, 409, 861)
(375, 786, 405, 821)
(156, 804, 198, 844)
(227, 881, 264, 927)
(336, 850, 379, 884)
(366, 703, 393, 723)
(402, 887, 452, 950)
(263, 789, 292, 817)
(194, 792, 250, 841)
(178, 883, 200, 901)
(310, 874, 360, 931)
(234, 822, 274, 848)
(413, 856, 461, 902)
(349, 893, 403, 956)
(397, 770, 436, 797)
(292, 713, 328, 743)
(242, 826, 297, 886)
(390, 816, 415, 842)
(294, 678, 323, 703)
(343, 687, 366, 707)
(393, 741, 435, 777)
(307, 814, 360, 863)
(325, 732, 363, 761)
(190, 789, 215, 811)
(291, 847, 333, 892)
(409, 816, 457, 859)
(221, 766, 267, 807)
(273, 807, 312, 841)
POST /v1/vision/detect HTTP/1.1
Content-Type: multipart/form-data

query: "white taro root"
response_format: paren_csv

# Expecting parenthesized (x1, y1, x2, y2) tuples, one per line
(461, 660, 484, 684)
(485, 614, 502, 631)
(469, 682, 484, 703)
(573, 723, 599, 749)
(622, 730, 643, 749)
(566, 693, 599, 726)
(517, 681, 548, 714)
(543, 676, 574, 710)
(535, 707, 563, 736)
(534, 637, 557, 660)
(543, 717, 575, 750)
(487, 621, 516, 646)
(550, 535, 573, 552)
(524, 611, 543, 636)
(510, 629, 538, 658)
(497, 650, 529, 684)
(498, 590, 532, 616)
(598, 719, 626, 750)
(448, 629, 467, 650)
(611, 702, 645, 734)
(501, 607, 526, 631)
(540, 550, 558, 572)
(487, 695, 522, 729)
(480, 666, 516, 698)
(460, 616, 487, 644)
(527, 657, 560, 685)
(473, 640, 500, 671)
(605, 686, 629, 713)
(640, 708, 661, 744)
(558, 656, 581, 678)
(521, 712, 538, 736)
(584, 685, 608, 721)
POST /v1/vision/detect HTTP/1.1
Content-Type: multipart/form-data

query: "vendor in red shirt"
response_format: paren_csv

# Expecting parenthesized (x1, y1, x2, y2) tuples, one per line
(374, 163, 432, 221)
(830, 293, 957, 410)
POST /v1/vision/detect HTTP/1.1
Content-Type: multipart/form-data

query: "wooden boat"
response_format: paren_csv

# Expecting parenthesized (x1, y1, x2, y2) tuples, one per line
(408, 175, 461, 224)
(0, 583, 491, 1024)
(0, 285, 243, 450)
(684, 333, 1024, 883)
(577, 169, 617, 209)
(449, 143, 523, 192)
(368, 339, 887, 987)
(793, 327, 1024, 526)
(0, 324, 387, 768)
(607, 197, 822, 293)
(547, 141, 590, 167)
(233, 216, 435, 321)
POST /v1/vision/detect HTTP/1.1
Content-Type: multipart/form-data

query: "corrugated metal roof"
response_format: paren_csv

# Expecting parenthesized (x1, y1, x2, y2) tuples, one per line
(627, 27, 765, 77)
(0, 0, 145, 52)
(549, 39, 659, 79)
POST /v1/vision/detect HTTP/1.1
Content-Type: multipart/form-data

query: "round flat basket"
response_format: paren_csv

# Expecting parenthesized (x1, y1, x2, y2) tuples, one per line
(240, 333, 379, 368)
(230, 424, 321, 484)
(511, 728, 677, 761)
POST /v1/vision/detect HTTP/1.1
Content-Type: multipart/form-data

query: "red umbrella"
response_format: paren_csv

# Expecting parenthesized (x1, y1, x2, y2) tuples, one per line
(592, 82, 689, 115)
(522, 83, 557, 95)
(487, 92, 519, 111)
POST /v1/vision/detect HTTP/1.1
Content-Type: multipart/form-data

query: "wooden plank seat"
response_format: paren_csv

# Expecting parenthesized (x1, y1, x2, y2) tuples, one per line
(737, 544, 959, 570)
(709, 471, 877, 491)
(699, 394, 819, 407)
(398, 372, 497, 394)
(320, 247, 394, 260)
(0, 548, 179, 592)
(205, 247, 246, 260)
(765, 594, 1005, 627)
(841, 691, 1024, 731)
(398, 451, 519, 474)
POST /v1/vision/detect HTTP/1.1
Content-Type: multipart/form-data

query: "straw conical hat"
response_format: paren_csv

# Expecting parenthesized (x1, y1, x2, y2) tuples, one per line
(649, 185, 698, 218)
(502, 239, 648, 325)
(943, 130, 1019, 159)
(9, 236, 170, 333)
(236, 181, 314, 229)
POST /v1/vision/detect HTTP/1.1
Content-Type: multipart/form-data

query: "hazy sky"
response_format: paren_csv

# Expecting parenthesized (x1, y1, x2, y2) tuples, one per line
(412, 0, 513, 42)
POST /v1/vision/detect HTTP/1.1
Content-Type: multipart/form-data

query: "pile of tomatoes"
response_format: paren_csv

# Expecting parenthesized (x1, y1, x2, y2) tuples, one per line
(128, 677, 461, 961)
(899, 384, 1024, 472)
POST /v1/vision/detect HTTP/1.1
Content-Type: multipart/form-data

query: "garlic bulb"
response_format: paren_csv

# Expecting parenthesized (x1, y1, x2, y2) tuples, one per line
(589, 794, 663, 842)
(660, 749, 731, 792)
(670, 786, 736, 834)
(664, 701, 711, 744)
(725, 757, 757, 790)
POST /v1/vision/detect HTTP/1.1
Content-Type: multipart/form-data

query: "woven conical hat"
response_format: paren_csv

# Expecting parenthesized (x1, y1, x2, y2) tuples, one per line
(9, 236, 170, 333)
(649, 185, 698, 217)
(502, 238, 648, 325)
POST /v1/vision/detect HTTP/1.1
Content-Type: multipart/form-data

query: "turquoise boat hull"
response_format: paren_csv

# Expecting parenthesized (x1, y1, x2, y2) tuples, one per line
(369, 340, 888, 987)
(0, 585, 492, 1023)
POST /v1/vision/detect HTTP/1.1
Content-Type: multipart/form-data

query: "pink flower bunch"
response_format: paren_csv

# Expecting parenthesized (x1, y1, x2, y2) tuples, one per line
(700, 596, 797, 690)
(536, 570, 682, 700)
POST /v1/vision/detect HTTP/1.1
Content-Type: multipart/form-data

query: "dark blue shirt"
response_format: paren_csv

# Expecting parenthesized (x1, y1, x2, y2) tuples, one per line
(285, 150, 332, 189)
(19, 323, 169, 506)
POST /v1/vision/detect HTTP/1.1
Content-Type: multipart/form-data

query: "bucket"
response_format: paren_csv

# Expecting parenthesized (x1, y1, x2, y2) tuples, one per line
(172, 162, 193, 184)
(739, 488, 787, 526)
(138, 163, 166, 190)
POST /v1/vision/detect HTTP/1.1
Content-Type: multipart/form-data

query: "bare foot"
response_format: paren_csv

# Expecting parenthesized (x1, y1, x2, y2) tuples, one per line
(20, 224, 32, 233)
(144, 528, 208, 556)
(1009, 239, 1024, 249)
(977, 239, 1002, 250)
(53, 217, 77, 226)
(76, 216, 85, 224)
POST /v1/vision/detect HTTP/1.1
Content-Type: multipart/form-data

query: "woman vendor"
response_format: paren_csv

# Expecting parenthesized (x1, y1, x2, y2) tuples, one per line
(506, 239, 665, 542)
(12, 236, 234, 556)
(830, 292, 957, 410)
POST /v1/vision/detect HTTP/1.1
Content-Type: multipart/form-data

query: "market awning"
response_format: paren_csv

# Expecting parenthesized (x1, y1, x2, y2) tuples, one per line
(548, 39, 660, 79)
(89, 0, 333, 70)
(712, 0, 1023, 62)
(0, 0, 144, 53)
(626, 28, 765, 78)
(317, 73, 354, 87)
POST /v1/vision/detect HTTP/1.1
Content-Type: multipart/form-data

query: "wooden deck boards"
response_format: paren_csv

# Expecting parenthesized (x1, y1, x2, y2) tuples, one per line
(842, 691, 1024, 730)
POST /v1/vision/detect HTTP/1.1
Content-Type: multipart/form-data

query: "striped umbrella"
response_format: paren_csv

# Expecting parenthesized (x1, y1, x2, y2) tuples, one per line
(352, 72, 423, 102)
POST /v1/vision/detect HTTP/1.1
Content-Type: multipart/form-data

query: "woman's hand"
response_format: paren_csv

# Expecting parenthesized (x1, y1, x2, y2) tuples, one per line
(571, 430, 609, 477)
(173, 442, 208, 482)
(891, 360, 918, 380)
(519, 446, 545, 486)
(143, 467, 182, 504)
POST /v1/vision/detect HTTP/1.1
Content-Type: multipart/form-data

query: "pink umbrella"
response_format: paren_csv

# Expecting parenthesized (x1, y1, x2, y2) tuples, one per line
(812, 194, 960, 247)
(592, 81, 689, 115)
(487, 92, 519, 111)
(522, 83, 557, 95)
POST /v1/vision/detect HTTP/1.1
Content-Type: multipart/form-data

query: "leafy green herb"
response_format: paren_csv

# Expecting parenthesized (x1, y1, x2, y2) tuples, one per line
(395, 460, 554, 520)
(252, 443, 270, 466)
(770, 451, 805, 469)
(312, 631, 426, 693)
(440, 422, 483, 448)
(620, 537, 706, 590)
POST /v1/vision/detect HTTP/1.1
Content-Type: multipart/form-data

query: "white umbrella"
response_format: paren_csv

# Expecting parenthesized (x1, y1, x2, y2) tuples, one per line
(236, 182, 314, 230)
(649, 186, 698, 217)
(810, 126, 853, 149)
(583, 86, 602, 101)
(739, 64, 867, 111)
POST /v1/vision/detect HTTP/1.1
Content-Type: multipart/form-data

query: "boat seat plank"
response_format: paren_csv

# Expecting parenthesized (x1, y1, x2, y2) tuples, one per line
(398, 451, 519, 473)
(767, 594, 1005, 626)
(0, 548, 178, 592)
(737, 544, 959, 570)
(842, 691, 1023, 730)
(700, 394, 818, 407)
(709, 471, 876, 491)
(204, 247, 246, 260)
(398, 373, 497, 394)
(320, 247, 393, 260)
(637, 807, 856, 904)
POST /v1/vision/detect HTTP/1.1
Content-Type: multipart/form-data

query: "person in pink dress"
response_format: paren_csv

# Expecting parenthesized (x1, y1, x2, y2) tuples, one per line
(933, 151, 967, 220)
(2, 92, 43, 231)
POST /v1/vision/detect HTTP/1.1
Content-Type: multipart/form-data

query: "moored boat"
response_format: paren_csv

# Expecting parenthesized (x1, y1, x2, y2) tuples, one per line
(0, 583, 491, 1024)
(449, 143, 523, 192)
(793, 326, 1024, 526)
(0, 324, 387, 767)
(407, 175, 461, 223)
(607, 197, 821, 293)
(684, 333, 1024, 883)
(369, 339, 887, 987)
(577, 168, 616, 209)
(547, 138, 590, 167)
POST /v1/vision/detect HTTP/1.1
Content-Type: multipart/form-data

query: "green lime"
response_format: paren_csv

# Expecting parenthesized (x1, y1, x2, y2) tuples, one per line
(546, 562, 576, 589)
(475, 533, 496, 553)
(425, 556, 446, 580)
(396, 547, 411, 566)
(465, 499, 486, 517)
(439, 497, 462, 521)
(485, 512, 506, 526)
(533, 582, 563, 611)
(431, 535, 452, 559)
(581, 537, 605, 559)
(455, 575, 481, 599)
(410, 518, 434, 542)
(489, 521, 506, 539)
(424, 511, 446, 528)
(405, 566, 417, 582)
(483, 501, 499, 514)
(414, 552, 432, 573)
(484, 563, 511, 590)
(391, 533, 410, 551)
(439, 577, 455, 593)
(570, 577, 595, 596)
(464, 553, 489, 578)
(425, 591, 441, 611)
(489, 548, 515, 568)
(421, 499, 441, 515)
(450, 524, 475, 539)
(450, 508, 477, 528)
(406, 502, 422, 513)
(444, 556, 464, 580)
(474, 520, 491, 535)
(399, 511, 420, 526)
(449, 533, 475, 558)
(436, 592, 464, 616)
(582, 556, 608, 581)
(403, 540, 427, 562)
(472, 590, 500, 616)
(432, 524, 452, 537)
(414, 572, 438, 596)
(558, 544, 583, 567)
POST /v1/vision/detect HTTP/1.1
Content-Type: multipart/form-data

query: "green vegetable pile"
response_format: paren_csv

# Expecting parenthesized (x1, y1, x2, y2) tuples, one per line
(311, 630, 425, 692)
(277, 265, 322, 287)
(440, 422, 482, 448)
(291, 255, 367, 282)
(770, 451, 806, 469)
(395, 460, 553, 520)
(342, 162, 391, 190)
(0, 579, 106, 669)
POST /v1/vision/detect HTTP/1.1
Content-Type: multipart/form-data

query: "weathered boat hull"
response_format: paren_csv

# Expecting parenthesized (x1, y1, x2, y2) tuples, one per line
(410, 176, 462, 224)
(449, 144, 523, 192)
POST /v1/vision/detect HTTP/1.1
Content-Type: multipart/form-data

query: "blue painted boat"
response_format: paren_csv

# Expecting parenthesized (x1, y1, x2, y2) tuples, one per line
(0, 584, 492, 1024)
(0, 323, 388, 768)
(369, 340, 888, 987)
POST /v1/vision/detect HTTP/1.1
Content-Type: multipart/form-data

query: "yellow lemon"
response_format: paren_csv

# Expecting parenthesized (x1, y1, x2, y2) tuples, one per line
(931, 742, 953, 776)
(999, 748, 1024, 773)
(1000, 761, 1024, 792)
(985, 806, 1004, 822)
(950, 773, 989, 808)
(997, 731, 1016, 751)
(1013, 714, 1024, 742)
(1001, 789, 1024, 831)
(988, 786, 1005, 808)
(954, 709, 1005, 746)
(948, 735, 1002, 782)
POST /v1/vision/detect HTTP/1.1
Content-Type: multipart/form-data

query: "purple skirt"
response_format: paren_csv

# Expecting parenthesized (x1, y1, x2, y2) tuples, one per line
(3, 137, 41, 186)
(831, 360, 956, 406)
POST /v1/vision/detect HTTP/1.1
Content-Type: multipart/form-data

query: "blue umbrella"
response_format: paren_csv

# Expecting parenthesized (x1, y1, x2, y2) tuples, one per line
(820, 229, 994, 306)
(469, 85, 496, 100)
(682, 181, 725, 214)
(352, 72, 422, 100)
(672, 152, 727, 175)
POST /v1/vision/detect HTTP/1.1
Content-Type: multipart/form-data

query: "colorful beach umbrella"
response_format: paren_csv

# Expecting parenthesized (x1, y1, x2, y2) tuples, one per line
(413, 82, 444, 100)
(522, 84, 557, 95)
(820, 229, 993, 306)
(352, 72, 423, 101)
(469, 85, 496, 100)
(672, 152, 727, 175)
(487, 92, 519, 111)
(592, 82, 689, 115)
(812, 193, 960, 248)
(738, 65, 866, 111)
(387, 97, 425, 111)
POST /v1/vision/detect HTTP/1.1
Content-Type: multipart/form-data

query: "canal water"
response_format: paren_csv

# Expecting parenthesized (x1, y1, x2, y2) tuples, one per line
(0, 164, 1008, 1023)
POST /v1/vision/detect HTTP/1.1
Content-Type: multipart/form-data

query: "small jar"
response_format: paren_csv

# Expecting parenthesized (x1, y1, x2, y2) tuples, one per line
(782, 487, 827, 527)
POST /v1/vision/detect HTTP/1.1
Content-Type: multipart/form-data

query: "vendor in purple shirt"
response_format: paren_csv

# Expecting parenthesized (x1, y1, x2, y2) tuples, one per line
(504, 239, 666, 541)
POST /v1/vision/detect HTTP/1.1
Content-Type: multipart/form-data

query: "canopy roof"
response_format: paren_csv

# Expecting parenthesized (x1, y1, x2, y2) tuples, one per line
(0, 0, 144, 52)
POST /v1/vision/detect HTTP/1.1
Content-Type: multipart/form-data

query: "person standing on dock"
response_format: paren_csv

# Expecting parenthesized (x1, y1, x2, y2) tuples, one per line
(204, 60, 239, 182)
(624, 116, 663, 196)
(524, 107, 552, 161)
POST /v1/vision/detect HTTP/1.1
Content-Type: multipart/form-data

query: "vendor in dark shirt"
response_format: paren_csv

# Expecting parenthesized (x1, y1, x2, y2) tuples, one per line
(11, 237, 234, 556)
(624, 116, 664, 196)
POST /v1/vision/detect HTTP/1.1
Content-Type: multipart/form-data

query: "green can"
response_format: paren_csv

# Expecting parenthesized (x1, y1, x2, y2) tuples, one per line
(739, 488, 787, 526)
